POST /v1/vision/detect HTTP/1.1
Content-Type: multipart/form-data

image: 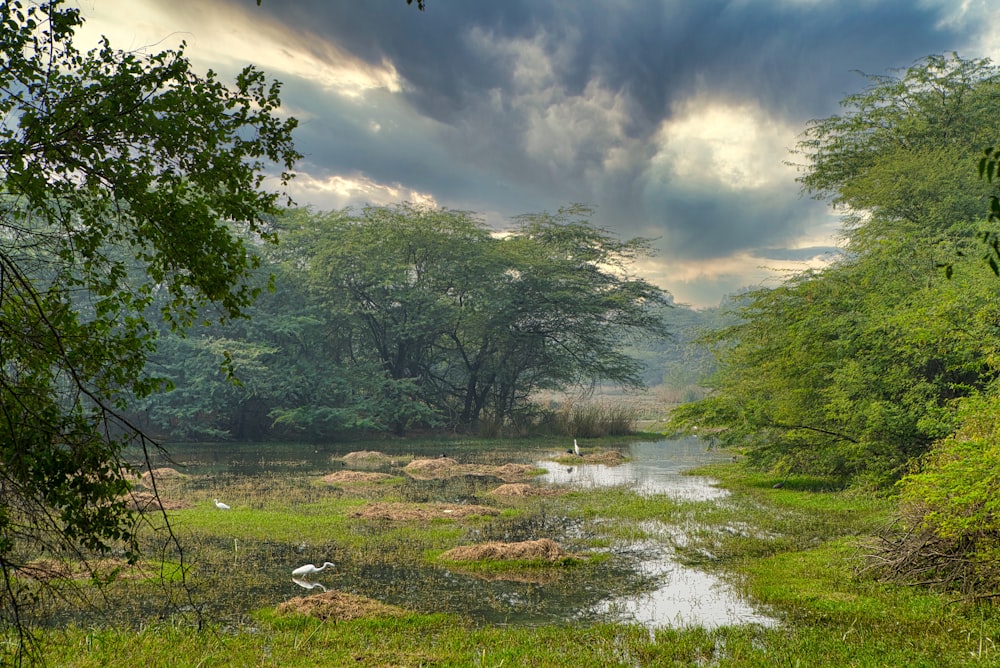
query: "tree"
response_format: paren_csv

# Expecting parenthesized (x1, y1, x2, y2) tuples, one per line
(670, 55, 1000, 484)
(0, 0, 298, 652)
(135, 254, 438, 441)
(280, 204, 669, 434)
(977, 146, 1000, 273)
(794, 54, 999, 268)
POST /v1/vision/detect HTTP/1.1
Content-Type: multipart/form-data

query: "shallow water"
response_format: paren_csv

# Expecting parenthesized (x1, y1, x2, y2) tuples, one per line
(536, 438, 730, 501)
(114, 437, 777, 630)
(590, 531, 777, 629)
(534, 438, 776, 629)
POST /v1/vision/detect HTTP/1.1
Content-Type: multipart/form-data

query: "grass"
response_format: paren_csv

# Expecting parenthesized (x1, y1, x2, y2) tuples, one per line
(25, 450, 1000, 666)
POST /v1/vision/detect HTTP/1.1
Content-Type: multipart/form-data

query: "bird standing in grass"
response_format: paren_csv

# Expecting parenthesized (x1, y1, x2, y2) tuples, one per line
(574, 439, 581, 457)
(213, 498, 230, 510)
(292, 562, 337, 577)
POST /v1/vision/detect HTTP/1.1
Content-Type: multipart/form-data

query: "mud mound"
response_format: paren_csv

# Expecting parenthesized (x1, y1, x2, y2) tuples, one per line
(403, 457, 460, 477)
(276, 590, 409, 621)
(404, 458, 534, 482)
(439, 538, 570, 562)
(139, 467, 185, 485)
(349, 502, 499, 522)
(491, 463, 537, 481)
(490, 483, 565, 497)
(341, 450, 392, 463)
(126, 491, 192, 511)
(322, 471, 394, 484)
(583, 450, 627, 464)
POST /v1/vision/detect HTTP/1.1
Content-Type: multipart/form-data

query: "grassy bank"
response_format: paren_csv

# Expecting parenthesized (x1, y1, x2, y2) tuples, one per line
(32, 460, 1000, 666)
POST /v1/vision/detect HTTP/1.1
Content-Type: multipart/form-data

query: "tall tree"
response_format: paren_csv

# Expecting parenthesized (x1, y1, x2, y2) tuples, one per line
(281, 204, 669, 433)
(0, 0, 298, 650)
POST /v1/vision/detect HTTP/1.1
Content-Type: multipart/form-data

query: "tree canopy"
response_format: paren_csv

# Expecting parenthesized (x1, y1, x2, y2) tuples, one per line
(670, 55, 1000, 484)
(0, 0, 298, 649)
(137, 204, 671, 439)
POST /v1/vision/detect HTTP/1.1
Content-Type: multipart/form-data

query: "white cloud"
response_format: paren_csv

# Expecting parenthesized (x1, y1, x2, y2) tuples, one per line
(651, 96, 797, 191)
(74, 1, 403, 99)
(925, 0, 1000, 62)
(287, 172, 438, 211)
(635, 248, 835, 308)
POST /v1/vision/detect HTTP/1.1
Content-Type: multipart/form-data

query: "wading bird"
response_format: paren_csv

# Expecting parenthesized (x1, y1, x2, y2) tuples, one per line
(574, 439, 581, 457)
(213, 498, 230, 510)
(292, 561, 336, 577)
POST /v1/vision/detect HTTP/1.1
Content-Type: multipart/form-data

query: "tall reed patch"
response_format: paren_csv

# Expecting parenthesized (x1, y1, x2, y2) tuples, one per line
(542, 400, 640, 438)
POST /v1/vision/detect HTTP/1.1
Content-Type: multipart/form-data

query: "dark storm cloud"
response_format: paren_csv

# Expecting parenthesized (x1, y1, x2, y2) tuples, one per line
(182, 0, 986, 303)
(260, 0, 961, 125)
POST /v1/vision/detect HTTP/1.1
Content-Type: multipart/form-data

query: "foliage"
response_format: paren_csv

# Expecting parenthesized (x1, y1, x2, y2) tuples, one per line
(669, 55, 1000, 484)
(865, 392, 1000, 596)
(0, 0, 298, 654)
(135, 204, 668, 440)
(268, 203, 670, 435)
(134, 259, 438, 441)
(977, 146, 1000, 273)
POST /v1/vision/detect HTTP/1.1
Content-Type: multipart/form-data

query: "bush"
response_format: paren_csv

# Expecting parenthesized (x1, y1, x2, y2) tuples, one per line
(863, 392, 1000, 597)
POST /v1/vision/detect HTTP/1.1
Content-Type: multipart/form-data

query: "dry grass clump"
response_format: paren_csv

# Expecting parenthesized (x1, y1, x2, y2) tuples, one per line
(275, 590, 409, 621)
(403, 457, 459, 477)
(138, 467, 186, 486)
(582, 450, 627, 465)
(438, 538, 570, 562)
(17, 558, 154, 582)
(489, 483, 565, 497)
(126, 491, 192, 511)
(554, 450, 628, 465)
(491, 463, 538, 480)
(322, 471, 394, 484)
(339, 451, 399, 467)
(348, 502, 499, 522)
(404, 458, 535, 481)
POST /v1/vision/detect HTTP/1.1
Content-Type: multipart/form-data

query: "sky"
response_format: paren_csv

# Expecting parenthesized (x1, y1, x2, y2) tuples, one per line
(74, 1, 1000, 308)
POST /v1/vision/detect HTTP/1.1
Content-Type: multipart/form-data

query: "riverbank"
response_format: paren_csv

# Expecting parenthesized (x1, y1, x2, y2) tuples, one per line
(32, 456, 1000, 666)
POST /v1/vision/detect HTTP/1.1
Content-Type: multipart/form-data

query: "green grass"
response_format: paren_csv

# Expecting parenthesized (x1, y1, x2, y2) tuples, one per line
(27, 458, 1000, 666)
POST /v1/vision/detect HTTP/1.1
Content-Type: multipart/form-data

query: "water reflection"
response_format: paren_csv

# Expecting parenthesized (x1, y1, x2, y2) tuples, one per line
(593, 539, 777, 629)
(537, 437, 730, 500)
(536, 439, 778, 629)
(292, 577, 327, 592)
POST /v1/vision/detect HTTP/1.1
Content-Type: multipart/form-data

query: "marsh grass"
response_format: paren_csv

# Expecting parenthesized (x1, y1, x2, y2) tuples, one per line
(30, 449, 1000, 666)
(544, 401, 640, 438)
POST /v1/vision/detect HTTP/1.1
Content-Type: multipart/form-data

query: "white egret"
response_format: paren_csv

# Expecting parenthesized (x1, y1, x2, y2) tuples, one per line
(292, 561, 336, 577)
(573, 439, 581, 457)
(213, 498, 231, 510)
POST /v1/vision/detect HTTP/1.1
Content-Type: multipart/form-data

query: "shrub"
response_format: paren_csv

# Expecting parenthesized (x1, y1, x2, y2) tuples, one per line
(863, 392, 1000, 597)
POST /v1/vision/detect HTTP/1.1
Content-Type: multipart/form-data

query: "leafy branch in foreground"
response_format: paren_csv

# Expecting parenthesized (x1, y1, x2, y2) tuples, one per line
(0, 0, 298, 657)
(978, 146, 1000, 275)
